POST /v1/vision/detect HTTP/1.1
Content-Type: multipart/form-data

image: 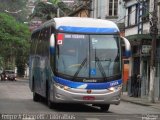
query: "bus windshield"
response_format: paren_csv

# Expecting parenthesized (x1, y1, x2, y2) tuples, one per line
(55, 33, 121, 81)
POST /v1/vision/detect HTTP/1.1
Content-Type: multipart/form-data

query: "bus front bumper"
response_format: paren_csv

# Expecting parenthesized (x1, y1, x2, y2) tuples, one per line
(50, 84, 122, 105)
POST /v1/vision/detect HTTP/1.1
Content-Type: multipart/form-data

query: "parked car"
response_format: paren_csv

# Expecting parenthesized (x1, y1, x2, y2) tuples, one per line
(0, 67, 3, 74)
(0, 70, 16, 81)
(0, 67, 3, 80)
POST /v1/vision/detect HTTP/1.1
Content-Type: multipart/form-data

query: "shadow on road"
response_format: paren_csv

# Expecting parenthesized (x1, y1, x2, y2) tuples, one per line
(38, 97, 111, 113)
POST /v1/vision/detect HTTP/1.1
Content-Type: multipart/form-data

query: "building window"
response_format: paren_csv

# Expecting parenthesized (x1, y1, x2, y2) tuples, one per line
(143, 0, 149, 16)
(109, 0, 118, 16)
(135, 4, 139, 24)
(141, 0, 149, 22)
(127, 6, 132, 26)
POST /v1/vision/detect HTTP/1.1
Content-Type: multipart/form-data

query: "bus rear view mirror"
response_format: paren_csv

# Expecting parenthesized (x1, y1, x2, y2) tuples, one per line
(121, 37, 131, 58)
(50, 34, 55, 54)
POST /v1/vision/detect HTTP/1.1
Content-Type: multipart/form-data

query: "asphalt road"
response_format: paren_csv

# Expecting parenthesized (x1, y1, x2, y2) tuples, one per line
(0, 79, 160, 120)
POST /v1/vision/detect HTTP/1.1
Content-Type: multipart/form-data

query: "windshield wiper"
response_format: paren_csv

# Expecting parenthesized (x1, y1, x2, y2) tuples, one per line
(95, 57, 107, 80)
(72, 58, 87, 81)
(94, 48, 108, 81)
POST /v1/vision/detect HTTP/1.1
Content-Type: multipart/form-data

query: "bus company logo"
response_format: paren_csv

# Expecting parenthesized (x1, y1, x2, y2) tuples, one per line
(110, 81, 119, 87)
(57, 40, 63, 45)
(142, 114, 159, 120)
(87, 89, 92, 94)
(57, 34, 64, 45)
(83, 79, 97, 82)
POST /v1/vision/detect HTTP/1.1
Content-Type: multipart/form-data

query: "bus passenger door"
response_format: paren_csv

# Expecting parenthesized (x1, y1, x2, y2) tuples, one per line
(34, 56, 41, 93)
(40, 57, 46, 96)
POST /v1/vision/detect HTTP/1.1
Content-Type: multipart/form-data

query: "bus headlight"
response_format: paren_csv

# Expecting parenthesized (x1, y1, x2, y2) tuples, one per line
(108, 87, 115, 92)
(64, 86, 69, 90)
(108, 85, 122, 92)
(55, 83, 70, 90)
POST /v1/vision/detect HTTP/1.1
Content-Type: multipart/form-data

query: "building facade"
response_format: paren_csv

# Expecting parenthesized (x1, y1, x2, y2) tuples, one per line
(68, 0, 91, 17)
(157, 0, 160, 100)
(91, 0, 126, 22)
(124, 0, 160, 100)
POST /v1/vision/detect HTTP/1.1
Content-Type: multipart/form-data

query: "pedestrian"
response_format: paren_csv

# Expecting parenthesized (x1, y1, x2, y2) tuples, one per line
(137, 74, 141, 97)
(130, 74, 137, 97)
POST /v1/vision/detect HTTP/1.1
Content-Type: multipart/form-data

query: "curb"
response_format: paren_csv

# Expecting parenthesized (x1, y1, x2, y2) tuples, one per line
(121, 98, 160, 110)
(121, 98, 151, 106)
(16, 77, 29, 81)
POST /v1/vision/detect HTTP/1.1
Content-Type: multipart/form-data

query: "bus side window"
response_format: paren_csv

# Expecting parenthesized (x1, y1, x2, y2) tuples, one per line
(37, 30, 43, 56)
(33, 31, 39, 55)
(42, 27, 50, 57)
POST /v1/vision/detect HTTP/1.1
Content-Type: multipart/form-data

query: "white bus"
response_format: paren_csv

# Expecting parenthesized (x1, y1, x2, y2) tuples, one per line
(29, 17, 131, 111)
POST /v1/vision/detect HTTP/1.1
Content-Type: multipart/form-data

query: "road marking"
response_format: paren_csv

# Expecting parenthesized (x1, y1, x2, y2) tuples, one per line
(79, 114, 119, 117)
(22, 117, 35, 120)
(86, 118, 100, 120)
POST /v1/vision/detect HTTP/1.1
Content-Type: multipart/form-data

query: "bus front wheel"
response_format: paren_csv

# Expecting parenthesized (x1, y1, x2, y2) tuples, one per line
(33, 92, 39, 102)
(33, 79, 39, 102)
(47, 92, 53, 109)
(46, 83, 53, 109)
(99, 104, 110, 112)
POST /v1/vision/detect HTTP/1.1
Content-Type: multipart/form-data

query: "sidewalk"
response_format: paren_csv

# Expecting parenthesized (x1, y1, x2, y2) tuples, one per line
(15, 77, 29, 81)
(121, 92, 160, 110)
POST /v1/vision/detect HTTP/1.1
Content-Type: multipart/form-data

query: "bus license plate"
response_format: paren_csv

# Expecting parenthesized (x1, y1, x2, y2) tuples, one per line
(83, 96, 95, 100)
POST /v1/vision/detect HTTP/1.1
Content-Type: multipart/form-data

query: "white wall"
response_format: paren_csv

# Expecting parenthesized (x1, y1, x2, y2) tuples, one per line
(116, 0, 126, 24)
(125, 26, 138, 36)
(125, 0, 137, 7)
(125, 22, 150, 36)
(91, 0, 126, 24)
(124, 0, 150, 36)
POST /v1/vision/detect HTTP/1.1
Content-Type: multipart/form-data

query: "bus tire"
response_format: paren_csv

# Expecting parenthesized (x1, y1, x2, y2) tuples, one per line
(33, 79, 39, 102)
(46, 83, 53, 109)
(47, 94, 53, 109)
(33, 92, 39, 102)
(99, 104, 110, 112)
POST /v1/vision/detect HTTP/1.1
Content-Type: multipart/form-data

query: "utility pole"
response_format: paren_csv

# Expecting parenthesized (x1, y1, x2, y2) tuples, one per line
(149, 0, 158, 103)
(57, 8, 60, 17)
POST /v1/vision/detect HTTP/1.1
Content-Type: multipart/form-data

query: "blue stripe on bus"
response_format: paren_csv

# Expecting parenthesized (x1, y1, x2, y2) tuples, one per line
(50, 47, 55, 54)
(53, 76, 122, 89)
(125, 50, 132, 58)
(58, 26, 119, 34)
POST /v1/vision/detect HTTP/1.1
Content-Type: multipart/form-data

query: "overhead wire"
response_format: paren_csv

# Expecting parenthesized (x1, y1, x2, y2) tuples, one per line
(115, 8, 137, 23)
(116, 0, 152, 23)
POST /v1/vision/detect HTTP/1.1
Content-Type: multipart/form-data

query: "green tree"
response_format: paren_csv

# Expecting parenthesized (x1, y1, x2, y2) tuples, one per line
(30, 0, 72, 21)
(49, 0, 60, 5)
(0, 0, 28, 22)
(30, 1, 57, 20)
(0, 13, 30, 76)
(57, 2, 72, 15)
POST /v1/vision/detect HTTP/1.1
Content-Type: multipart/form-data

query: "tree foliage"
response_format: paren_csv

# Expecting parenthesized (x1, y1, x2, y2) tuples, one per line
(0, 0, 28, 22)
(30, 0, 72, 21)
(57, 2, 72, 15)
(0, 13, 30, 76)
(48, 0, 60, 5)
(30, 1, 57, 20)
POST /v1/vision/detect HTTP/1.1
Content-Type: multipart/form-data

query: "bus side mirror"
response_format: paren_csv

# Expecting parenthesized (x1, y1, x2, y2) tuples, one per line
(121, 36, 131, 58)
(50, 34, 55, 54)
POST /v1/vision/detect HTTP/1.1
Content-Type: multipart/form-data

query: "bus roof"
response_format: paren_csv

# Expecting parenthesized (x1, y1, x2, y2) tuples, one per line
(54, 17, 119, 34)
(33, 17, 120, 34)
